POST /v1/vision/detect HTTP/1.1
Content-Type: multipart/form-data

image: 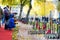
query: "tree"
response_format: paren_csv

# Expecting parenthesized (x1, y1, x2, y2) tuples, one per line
(26, 0, 32, 23)
(18, 0, 30, 20)
(18, 0, 25, 19)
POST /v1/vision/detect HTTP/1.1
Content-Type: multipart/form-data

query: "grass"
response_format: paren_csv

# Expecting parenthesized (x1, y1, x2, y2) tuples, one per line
(12, 24, 19, 40)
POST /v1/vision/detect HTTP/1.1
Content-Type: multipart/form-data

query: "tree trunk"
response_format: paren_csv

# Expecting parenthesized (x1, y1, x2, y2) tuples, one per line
(26, 0, 32, 23)
(19, 5, 23, 20)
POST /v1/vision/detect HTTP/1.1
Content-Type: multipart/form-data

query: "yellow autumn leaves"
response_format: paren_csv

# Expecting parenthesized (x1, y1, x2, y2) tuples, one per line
(0, 0, 55, 16)
(0, 0, 2, 5)
(0, 0, 20, 6)
(30, 1, 55, 16)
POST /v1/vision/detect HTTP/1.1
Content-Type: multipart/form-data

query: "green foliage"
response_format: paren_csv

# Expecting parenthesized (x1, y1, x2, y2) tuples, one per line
(2, 0, 20, 6)
(2, 0, 7, 5)
(19, 0, 31, 19)
(39, 0, 46, 2)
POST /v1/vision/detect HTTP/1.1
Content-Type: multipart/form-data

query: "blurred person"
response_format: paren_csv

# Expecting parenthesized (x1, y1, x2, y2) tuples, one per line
(3, 5, 11, 29)
(3, 5, 10, 21)
(35, 18, 40, 30)
(5, 14, 16, 30)
(36, 21, 40, 30)
(45, 17, 48, 23)
(30, 17, 33, 25)
(42, 23, 46, 30)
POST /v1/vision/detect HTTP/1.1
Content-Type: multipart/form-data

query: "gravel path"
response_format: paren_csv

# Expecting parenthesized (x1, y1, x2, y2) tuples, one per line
(17, 22, 59, 40)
